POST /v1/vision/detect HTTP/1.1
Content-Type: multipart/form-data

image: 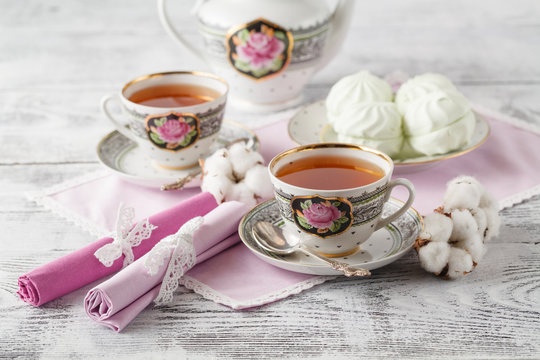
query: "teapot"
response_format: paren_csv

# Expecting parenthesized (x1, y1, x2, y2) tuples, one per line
(158, 0, 354, 112)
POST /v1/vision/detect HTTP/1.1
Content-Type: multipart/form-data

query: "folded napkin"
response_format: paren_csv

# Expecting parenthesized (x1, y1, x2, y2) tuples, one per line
(84, 201, 250, 332)
(18, 192, 218, 306)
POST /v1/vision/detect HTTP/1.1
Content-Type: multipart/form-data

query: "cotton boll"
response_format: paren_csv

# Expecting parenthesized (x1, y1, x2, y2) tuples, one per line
(418, 241, 451, 274)
(226, 182, 257, 208)
(243, 165, 273, 199)
(422, 212, 453, 242)
(449, 209, 479, 243)
(458, 233, 485, 263)
(471, 208, 488, 240)
(446, 247, 474, 279)
(228, 142, 264, 179)
(200, 173, 234, 203)
(483, 206, 501, 241)
(203, 148, 233, 179)
(443, 175, 483, 211)
(479, 188, 499, 213)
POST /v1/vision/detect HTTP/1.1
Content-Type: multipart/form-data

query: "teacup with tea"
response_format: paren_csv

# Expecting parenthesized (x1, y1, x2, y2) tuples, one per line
(269, 143, 415, 257)
(102, 71, 228, 169)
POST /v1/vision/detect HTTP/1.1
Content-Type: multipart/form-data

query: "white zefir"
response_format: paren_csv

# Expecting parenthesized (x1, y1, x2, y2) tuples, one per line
(403, 90, 476, 156)
(326, 71, 403, 157)
(326, 71, 393, 117)
(331, 101, 403, 157)
(395, 73, 458, 114)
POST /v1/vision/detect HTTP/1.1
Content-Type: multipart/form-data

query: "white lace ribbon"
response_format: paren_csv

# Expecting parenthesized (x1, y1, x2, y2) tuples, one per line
(144, 216, 203, 305)
(94, 203, 158, 268)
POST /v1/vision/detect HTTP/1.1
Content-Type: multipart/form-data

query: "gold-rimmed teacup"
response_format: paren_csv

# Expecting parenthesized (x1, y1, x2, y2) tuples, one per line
(268, 143, 415, 257)
(101, 71, 228, 170)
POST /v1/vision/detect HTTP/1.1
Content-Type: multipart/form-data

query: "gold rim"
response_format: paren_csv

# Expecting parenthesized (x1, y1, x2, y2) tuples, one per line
(154, 161, 199, 171)
(317, 247, 360, 258)
(268, 142, 392, 174)
(121, 70, 229, 98)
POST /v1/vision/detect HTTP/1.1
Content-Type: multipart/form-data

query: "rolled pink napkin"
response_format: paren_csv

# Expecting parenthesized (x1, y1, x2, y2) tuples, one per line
(18, 192, 218, 306)
(84, 201, 250, 332)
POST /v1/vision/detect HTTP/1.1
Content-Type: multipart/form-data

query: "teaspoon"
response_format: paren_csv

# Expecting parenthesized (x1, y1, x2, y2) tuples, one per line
(252, 221, 370, 277)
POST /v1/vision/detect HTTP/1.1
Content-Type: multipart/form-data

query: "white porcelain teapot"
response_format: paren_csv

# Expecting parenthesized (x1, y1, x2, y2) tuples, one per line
(158, 0, 354, 112)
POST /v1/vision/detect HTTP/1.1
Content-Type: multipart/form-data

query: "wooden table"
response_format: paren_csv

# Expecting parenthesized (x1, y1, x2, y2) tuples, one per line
(1, 1, 539, 358)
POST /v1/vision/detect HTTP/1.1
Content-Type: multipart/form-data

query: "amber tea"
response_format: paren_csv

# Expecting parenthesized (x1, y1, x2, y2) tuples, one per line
(128, 83, 220, 107)
(276, 155, 384, 190)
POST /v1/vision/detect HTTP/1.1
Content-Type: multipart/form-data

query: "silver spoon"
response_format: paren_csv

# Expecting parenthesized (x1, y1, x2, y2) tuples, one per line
(252, 221, 370, 277)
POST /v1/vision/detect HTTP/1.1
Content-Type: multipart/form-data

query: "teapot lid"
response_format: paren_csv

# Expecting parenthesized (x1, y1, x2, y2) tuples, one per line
(196, 0, 332, 32)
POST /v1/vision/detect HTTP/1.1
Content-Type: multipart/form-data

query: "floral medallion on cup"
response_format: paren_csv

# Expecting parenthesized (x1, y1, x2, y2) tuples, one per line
(291, 196, 353, 238)
(145, 112, 200, 151)
(226, 18, 293, 81)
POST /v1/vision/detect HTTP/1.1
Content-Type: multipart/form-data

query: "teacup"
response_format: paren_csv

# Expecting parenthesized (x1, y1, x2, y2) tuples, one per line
(268, 143, 415, 257)
(101, 71, 228, 170)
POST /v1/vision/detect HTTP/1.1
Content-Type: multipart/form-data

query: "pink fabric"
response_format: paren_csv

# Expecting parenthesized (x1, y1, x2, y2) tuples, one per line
(391, 117, 540, 213)
(24, 109, 540, 316)
(84, 201, 250, 332)
(18, 192, 218, 306)
(183, 243, 317, 304)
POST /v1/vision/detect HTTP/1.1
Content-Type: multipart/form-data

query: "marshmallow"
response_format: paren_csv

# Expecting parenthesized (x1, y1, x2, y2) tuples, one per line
(395, 73, 458, 114)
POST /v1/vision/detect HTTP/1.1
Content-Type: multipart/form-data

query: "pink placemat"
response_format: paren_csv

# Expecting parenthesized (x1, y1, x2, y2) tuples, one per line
(29, 106, 540, 308)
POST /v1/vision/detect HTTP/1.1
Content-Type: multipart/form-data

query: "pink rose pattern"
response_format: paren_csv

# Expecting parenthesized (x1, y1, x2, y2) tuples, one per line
(228, 19, 291, 80)
(146, 112, 199, 151)
(157, 119, 190, 143)
(293, 196, 353, 238)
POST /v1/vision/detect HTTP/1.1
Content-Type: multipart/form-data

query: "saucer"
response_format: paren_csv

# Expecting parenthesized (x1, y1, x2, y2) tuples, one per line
(288, 100, 490, 173)
(238, 198, 423, 275)
(97, 120, 259, 188)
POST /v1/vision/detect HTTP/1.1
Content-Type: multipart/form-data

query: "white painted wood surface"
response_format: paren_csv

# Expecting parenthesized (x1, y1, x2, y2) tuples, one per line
(1, 0, 539, 358)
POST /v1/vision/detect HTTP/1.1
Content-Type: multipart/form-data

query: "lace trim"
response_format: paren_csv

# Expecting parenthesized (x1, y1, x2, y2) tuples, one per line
(94, 203, 158, 268)
(26, 170, 110, 237)
(472, 103, 540, 135)
(500, 183, 540, 210)
(179, 274, 337, 309)
(144, 217, 203, 305)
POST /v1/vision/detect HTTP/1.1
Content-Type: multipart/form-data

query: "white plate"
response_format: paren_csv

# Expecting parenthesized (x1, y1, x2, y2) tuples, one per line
(288, 100, 490, 173)
(238, 199, 423, 276)
(97, 120, 259, 188)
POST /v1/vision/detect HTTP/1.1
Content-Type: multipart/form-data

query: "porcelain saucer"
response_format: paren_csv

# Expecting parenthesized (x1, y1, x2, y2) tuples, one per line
(288, 100, 490, 173)
(97, 120, 259, 188)
(238, 199, 423, 276)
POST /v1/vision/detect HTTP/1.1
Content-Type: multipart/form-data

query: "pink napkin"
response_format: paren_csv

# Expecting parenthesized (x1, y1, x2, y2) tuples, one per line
(84, 201, 250, 332)
(18, 192, 218, 306)
(26, 107, 540, 311)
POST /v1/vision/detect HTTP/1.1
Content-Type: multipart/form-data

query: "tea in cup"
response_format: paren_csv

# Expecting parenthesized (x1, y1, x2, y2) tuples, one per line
(101, 71, 228, 169)
(268, 143, 415, 257)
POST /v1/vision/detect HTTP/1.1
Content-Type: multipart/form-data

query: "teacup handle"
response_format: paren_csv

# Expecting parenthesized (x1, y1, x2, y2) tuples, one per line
(101, 94, 139, 142)
(374, 178, 416, 231)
